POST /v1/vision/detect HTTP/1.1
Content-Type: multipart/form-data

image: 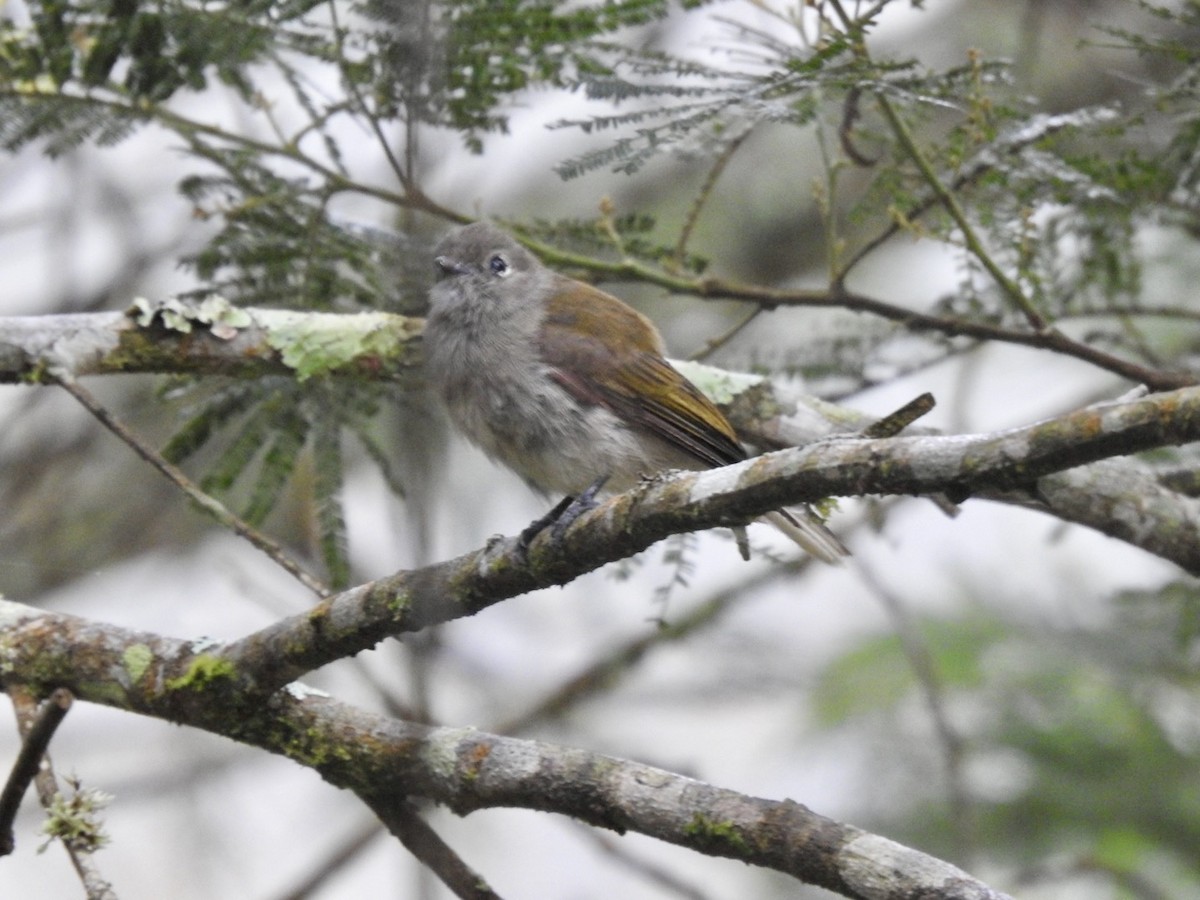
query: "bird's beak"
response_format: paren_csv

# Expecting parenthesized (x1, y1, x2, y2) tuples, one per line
(435, 256, 471, 278)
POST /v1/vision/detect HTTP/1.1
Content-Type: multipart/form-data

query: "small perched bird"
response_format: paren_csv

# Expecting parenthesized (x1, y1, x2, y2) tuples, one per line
(423, 221, 848, 563)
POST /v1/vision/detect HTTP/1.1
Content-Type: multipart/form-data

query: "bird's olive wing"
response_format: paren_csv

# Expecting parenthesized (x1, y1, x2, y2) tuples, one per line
(539, 282, 746, 468)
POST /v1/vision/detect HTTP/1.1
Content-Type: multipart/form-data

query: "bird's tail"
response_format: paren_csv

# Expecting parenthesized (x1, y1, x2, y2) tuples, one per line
(764, 508, 850, 565)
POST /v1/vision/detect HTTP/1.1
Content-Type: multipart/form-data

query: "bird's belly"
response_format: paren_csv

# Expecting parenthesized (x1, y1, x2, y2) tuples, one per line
(443, 376, 691, 496)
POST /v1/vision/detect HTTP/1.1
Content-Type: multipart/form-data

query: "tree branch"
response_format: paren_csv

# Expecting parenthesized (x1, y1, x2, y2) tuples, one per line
(0, 688, 73, 856)
(3, 308, 1194, 575)
(2, 687, 117, 899)
(717, 370, 1200, 572)
(210, 383, 1200, 695)
(2, 288, 1194, 394)
(0, 600, 1013, 900)
(360, 796, 503, 900)
(0, 306, 422, 385)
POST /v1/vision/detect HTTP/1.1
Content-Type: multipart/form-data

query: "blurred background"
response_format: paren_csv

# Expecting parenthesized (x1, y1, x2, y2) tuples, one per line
(1, 0, 1197, 897)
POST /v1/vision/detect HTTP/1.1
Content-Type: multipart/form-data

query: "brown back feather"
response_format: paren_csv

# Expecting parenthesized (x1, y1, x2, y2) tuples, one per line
(539, 280, 746, 468)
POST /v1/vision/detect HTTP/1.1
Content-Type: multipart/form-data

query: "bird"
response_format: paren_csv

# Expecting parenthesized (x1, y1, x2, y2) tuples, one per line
(422, 221, 848, 563)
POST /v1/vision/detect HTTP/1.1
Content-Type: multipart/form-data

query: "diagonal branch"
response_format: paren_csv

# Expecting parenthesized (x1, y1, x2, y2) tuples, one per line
(217, 384, 1200, 693)
(4, 308, 1195, 584)
(360, 796, 504, 900)
(0, 599, 1014, 900)
(53, 372, 328, 595)
(0, 688, 74, 856)
(2, 687, 117, 899)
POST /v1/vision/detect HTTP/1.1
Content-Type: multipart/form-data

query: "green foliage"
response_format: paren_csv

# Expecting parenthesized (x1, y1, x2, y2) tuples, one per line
(519, 213, 709, 274)
(812, 614, 1000, 725)
(180, 167, 396, 313)
(0, 0, 312, 107)
(816, 593, 1200, 895)
(162, 376, 380, 586)
(437, 0, 681, 151)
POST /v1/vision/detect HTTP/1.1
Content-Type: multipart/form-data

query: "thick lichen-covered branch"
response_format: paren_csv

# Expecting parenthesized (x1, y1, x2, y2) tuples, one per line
(215, 384, 1200, 696)
(0, 599, 1012, 900)
(2, 307, 1195, 577)
(0, 303, 422, 385)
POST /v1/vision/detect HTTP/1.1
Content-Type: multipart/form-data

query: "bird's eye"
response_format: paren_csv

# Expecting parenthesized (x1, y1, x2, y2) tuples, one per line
(488, 254, 510, 277)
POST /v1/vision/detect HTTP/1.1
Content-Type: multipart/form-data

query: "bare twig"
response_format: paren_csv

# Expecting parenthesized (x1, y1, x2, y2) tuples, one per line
(0, 688, 73, 855)
(856, 563, 976, 863)
(514, 238, 1196, 391)
(357, 796, 504, 900)
(329, 0, 415, 196)
(686, 305, 765, 361)
(270, 819, 383, 900)
(3, 688, 117, 899)
(52, 371, 329, 596)
(495, 559, 807, 735)
(860, 392, 936, 438)
(839, 87, 880, 167)
(672, 126, 754, 272)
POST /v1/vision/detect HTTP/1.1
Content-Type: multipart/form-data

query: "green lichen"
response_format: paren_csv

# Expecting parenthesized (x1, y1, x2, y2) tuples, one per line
(385, 589, 414, 616)
(264, 310, 408, 381)
(271, 721, 354, 769)
(122, 644, 154, 683)
(128, 295, 251, 335)
(41, 777, 112, 854)
(684, 814, 749, 853)
(80, 679, 131, 708)
(108, 327, 168, 372)
(20, 358, 51, 385)
(671, 359, 764, 406)
(165, 654, 236, 692)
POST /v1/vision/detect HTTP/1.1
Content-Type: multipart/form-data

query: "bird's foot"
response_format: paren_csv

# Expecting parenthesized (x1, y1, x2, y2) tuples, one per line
(517, 475, 610, 555)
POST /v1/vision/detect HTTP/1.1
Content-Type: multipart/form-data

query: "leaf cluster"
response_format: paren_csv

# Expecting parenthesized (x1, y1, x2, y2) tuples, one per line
(0, 0, 318, 107)
(160, 374, 409, 589)
(436, 0, 690, 151)
(519, 212, 710, 274)
(180, 165, 396, 313)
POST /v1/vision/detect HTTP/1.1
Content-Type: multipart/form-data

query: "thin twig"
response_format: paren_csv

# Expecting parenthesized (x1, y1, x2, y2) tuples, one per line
(0, 85, 462, 222)
(270, 819, 384, 900)
(0, 688, 73, 856)
(837, 112, 1109, 283)
(838, 86, 880, 167)
(517, 234, 1196, 391)
(873, 93, 1046, 328)
(672, 126, 753, 272)
(685, 305, 764, 361)
(494, 558, 807, 735)
(361, 795, 504, 900)
(4, 688, 117, 899)
(855, 562, 976, 864)
(826, 0, 1045, 330)
(52, 372, 329, 596)
(860, 392, 936, 438)
(329, 0, 415, 195)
